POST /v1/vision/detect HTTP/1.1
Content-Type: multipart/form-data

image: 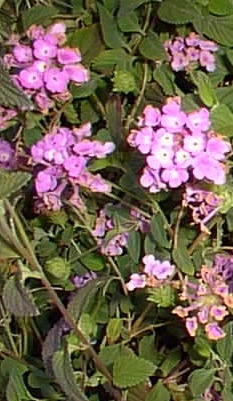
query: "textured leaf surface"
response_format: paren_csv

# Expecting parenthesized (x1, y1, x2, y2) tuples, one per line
(0, 171, 31, 199)
(52, 348, 89, 401)
(68, 279, 101, 321)
(3, 277, 39, 317)
(139, 31, 167, 61)
(193, 15, 233, 47)
(158, 0, 200, 24)
(42, 319, 65, 375)
(210, 104, 233, 136)
(113, 351, 155, 388)
(216, 322, 233, 363)
(189, 368, 215, 397)
(22, 5, 58, 29)
(146, 380, 170, 401)
(172, 245, 195, 275)
(98, 3, 128, 49)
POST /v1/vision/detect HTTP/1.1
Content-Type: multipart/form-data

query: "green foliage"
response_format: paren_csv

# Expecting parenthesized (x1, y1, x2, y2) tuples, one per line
(52, 347, 89, 401)
(113, 349, 155, 388)
(3, 276, 39, 317)
(0, 171, 31, 199)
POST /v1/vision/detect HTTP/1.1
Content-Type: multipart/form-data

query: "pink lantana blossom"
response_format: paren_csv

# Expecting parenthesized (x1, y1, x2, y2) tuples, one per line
(18, 67, 43, 89)
(33, 38, 57, 60)
(44, 68, 69, 93)
(57, 47, 82, 64)
(161, 166, 189, 188)
(63, 64, 89, 83)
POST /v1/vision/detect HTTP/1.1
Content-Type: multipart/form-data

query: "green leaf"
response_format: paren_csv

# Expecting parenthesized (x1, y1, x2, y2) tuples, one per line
(146, 380, 170, 401)
(139, 31, 167, 61)
(193, 15, 233, 47)
(118, 0, 153, 15)
(79, 253, 105, 271)
(192, 71, 217, 107)
(97, 3, 128, 49)
(216, 322, 233, 363)
(172, 245, 195, 275)
(71, 79, 98, 99)
(106, 318, 123, 343)
(0, 171, 31, 199)
(3, 277, 39, 317)
(153, 65, 177, 96)
(209, 0, 233, 15)
(92, 48, 133, 72)
(189, 368, 215, 397)
(216, 87, 233, 111)
(67, 24, 104, 65)
(210, 104, 233, 136)
(63, 103, 79, 124)
(105, 95, 122, 146)
(117, 11, 144, 33)
(68, 279, 102, 321)
(52, 348, 89, 401)
(159, 348, 181, 377)
(147, 285, 175, 308)
(158, 0, 200, 24)
(0, 235, 20, 258)
(22, 5, 58, 29)
(150, 214, 170, 249)
(127, 231, 141, 263)
(226, 48, 233, 66)
(98, 344, 121, 366)
(42, 319, 66, 375)
(113, 351, 155, 388)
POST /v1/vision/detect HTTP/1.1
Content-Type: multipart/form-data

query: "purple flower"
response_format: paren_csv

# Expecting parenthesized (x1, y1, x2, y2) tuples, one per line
(199, 50, 216, 72)
(147, 148, 174, 169)
(35, 168, 58, 193)
(126, 273, 146, 291)
(18, 67, 43, 89)
(143, 255, 175, 279)
(192, 153, 226, 184)
(171, 52, 189, 71)
(205, 323, 225, 340)
(63, 155, 87, 177)
(63, 64, 89, 83)
(161, 107, 187, 132)
(142, 105, 161, 127)
(57, 47, 81, 64)
(33, 38, 57, 60)
(13, 44, 33, 63)
(185, 317, 198, 337)
(44, 67, 69, 93)
(0, 139, 15, 168)
(206, 137, 231, 160)
(161, 166, 189, 188)
(183, 133, 206, 154)
(73, 271, 97, 288)
(186, 108, 210, 133)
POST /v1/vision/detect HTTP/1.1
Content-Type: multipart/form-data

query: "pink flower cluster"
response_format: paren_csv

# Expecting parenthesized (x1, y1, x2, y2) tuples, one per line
(92, 205, 150, 256)
(128, 97, 231, 193)
(183, 185, 222, 232)
(164, 32, 218, 72)
(3, 23, 89, 113)
(126, 255, 175, 291)
(31, 123, 115, 211)
(173, 263, 233, 340)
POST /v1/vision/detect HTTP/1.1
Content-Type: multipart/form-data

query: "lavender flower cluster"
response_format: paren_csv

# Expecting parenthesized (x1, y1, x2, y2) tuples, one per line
(164, 32, 218, 72)
(3, 23, 89, 113)
(173, 256, 233, 341)
(31, 123, 115, 211)
(92, 205, 150, 256)
(128, 97, 231, 193)
(126, 255, 175, 291)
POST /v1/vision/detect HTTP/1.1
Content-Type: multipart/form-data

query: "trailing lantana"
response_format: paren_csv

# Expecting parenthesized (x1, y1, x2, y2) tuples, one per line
(164, 32, 218, 72)
(128, 97, 231, 193)
(3, 22, 89, 113)
(173, 254, 233, 340)
(31, 122, 115, 212)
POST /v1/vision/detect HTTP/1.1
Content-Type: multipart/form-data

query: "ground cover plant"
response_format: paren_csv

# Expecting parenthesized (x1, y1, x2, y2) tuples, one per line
(1, 0, 233, 400)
